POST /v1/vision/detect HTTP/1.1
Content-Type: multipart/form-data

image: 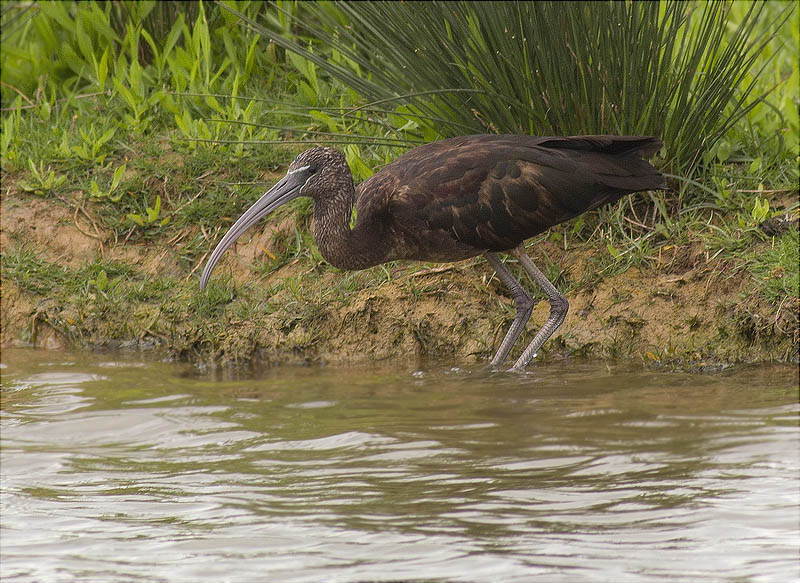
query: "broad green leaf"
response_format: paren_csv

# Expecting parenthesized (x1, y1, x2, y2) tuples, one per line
(95, 47, 109, 91)
(93, 269, 108, 291)
(127, 213, 145, 226)
(75, 16, 94, 65)
(111, 164, 126, 190)
(113, 78, 138, 111)
(163, 14, 186, 62)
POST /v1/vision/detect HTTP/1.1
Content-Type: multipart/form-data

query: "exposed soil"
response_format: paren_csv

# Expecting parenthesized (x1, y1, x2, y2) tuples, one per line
(2, 192, 797, 370)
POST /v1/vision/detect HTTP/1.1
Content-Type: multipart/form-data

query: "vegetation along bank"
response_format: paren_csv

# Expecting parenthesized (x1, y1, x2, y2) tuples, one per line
(1, 2, 797, 369)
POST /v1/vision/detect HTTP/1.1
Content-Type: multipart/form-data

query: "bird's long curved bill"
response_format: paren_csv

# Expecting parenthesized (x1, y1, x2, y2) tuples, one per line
(199, 173, 305, 289)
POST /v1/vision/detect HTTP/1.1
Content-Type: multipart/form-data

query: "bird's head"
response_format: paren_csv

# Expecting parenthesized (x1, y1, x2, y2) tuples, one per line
(286, 147, 349, 200)
(199, 146, 349, 290)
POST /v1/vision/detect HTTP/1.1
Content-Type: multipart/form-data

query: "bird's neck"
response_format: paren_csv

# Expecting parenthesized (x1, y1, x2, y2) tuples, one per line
(311, 182, 387, 271)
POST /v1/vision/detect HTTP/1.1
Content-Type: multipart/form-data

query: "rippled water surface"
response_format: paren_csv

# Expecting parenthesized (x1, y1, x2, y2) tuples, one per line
(1, 348, 798, 582)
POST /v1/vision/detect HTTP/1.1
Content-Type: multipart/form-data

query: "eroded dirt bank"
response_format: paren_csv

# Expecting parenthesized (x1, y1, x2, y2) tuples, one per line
(2, 195, 797, 370)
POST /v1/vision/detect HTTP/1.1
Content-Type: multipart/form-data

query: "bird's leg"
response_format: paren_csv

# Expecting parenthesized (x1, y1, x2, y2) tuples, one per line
(484, 252, 534, 367)
(507, 245, 569, 371)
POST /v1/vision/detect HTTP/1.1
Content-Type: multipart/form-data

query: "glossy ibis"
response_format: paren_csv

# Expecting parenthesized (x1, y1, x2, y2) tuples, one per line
(200, 134, 664, 370)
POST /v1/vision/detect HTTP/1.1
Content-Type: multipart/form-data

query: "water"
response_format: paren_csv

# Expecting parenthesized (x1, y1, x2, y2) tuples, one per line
(1, 348, 798, 583)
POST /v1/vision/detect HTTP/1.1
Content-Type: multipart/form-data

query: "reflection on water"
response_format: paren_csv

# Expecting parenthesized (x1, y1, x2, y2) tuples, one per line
(1, 348, 798, 582)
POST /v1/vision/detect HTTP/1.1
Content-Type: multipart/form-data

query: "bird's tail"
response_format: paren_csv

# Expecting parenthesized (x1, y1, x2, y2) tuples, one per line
(539, 135, 663, 159)
(534, 135, 666, 217)
(553, 135, 666, 193)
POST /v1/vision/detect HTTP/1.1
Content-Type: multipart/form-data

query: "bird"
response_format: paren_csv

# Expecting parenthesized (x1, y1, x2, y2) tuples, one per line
(200, 134, 664, 370)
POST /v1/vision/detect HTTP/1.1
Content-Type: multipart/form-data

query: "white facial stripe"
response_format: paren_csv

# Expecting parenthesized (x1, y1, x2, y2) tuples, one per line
(288, 165, 311, 175)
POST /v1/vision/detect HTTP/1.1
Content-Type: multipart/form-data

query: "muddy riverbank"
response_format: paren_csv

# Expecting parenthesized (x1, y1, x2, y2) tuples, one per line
(2, 193, 797, 370)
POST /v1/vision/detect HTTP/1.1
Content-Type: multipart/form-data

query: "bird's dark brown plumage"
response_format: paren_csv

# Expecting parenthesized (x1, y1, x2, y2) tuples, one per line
(357, 135, 664, 265)
(200, 134, 664, 370)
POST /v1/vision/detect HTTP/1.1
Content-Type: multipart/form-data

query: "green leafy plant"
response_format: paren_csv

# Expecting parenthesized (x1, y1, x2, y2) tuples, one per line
(1, 106, 19, 163)
(71, 126, 117, 164)
(88, 268, 121, 296)
(19, 159, 66, 196)
(737, 193, 772, 229)
(750, 195, 771, 224)
(127, 194, 169, 227)
(89, 164, 126, 202)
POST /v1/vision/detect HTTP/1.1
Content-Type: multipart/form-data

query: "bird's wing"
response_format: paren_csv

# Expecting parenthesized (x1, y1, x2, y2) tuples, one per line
(382, 135, 662, 252)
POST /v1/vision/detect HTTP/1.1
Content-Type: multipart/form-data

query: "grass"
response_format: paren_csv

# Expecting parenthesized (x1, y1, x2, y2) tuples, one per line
(746, 227, 799, 303)
(243, 1, 796, 176)
(1, 246, 69, 295)
(0, 1, 797, 365)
